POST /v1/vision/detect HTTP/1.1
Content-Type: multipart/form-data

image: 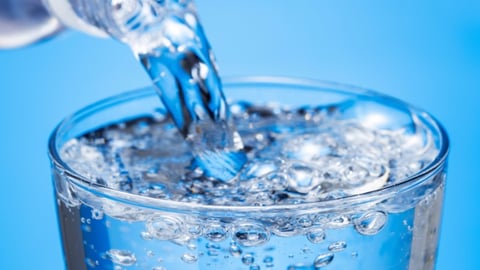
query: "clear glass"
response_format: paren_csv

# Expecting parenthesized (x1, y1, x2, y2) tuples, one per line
(49, 77, 449, 270)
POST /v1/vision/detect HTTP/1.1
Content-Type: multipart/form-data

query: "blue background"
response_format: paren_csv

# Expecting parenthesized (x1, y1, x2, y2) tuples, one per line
(0, 0, 478, 269)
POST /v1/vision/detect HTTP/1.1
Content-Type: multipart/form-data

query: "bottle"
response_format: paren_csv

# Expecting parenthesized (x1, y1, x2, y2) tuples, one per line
(0, 0, 194, 50)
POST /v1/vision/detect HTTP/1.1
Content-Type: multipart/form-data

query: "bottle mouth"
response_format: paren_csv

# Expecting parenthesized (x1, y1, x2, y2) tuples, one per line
(48, 76, 449, 216)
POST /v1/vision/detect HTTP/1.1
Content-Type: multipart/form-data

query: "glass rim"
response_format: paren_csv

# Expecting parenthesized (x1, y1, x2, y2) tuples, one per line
(48, 76, 449, 215)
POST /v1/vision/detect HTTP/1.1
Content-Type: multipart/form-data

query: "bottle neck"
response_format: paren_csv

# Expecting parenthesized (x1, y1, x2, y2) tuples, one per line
(45, 0, 197, 53)
(44, 0, 108, 38)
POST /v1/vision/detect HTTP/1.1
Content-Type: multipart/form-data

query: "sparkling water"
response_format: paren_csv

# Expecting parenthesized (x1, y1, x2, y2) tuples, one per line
(54, 100, 446, 270)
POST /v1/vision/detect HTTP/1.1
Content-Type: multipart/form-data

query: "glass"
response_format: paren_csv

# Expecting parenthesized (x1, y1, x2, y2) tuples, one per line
(49, 77, 449, 270)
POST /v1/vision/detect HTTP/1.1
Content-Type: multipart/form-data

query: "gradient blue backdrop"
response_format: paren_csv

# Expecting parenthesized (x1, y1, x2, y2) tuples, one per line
(0, 1, 478, 269)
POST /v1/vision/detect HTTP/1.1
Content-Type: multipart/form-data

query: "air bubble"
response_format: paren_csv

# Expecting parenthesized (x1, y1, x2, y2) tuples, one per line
(326, 215, 351, 229)
(106, 249, 137, 266)
(146, 215, 183, 240)
(272, 222, 299, 237)
(353, 211, 387, 235)
(250, 265, 261, 270)
(229, 242, 243, 257)
(242, 253, 255, 265)
(306, 227, 326, 244)
(85, 258, 96, 268)
(287, 163, 319, 194)
(241, 160, 278, 180)
(206, 243, 221, 256)
(181, 253, 198, 264)
(91, 209, 104, 220)
(295, 215, 312, 228)
(204, 222, 228, 242)
(313, 253, 334, 268)
(263, 256, 274, 267)
(141, 231, 154, 240)
(328, 241, 347, 252)
(233, 222, 270, 247)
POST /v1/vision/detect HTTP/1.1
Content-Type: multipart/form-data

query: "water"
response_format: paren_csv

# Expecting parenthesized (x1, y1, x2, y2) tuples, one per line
(51, 1, 445, 269)
(107, 0, 246, 182)
(55, 101, 445, 270)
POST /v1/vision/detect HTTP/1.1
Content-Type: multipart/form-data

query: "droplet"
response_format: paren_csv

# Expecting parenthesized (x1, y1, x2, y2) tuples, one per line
(306, 227, 326, 244)
(328, 241, 347, 252)
(181, 253, 198, 264)
(233, 222, 270, 247)
(106, 249, 137, 266)
(146, 215, 183, 240)
(353, 211, 387, 235)
(242, 253, 255, 265)
(205, 222, 228, 242)
(313, 253, 334, 268)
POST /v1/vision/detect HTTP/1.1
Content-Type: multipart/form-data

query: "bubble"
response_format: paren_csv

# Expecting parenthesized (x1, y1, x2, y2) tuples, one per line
(242, 253, 255, 265)
(313, 253, 334, 268)
(241, 160, 279, 180)
(328, 241, 347, 252)
(81, 224, 92, 233)
(140, 231, 154, 240)
(152, 267, 166, 270)
(286, 163, 319, 194)
(250, 265, 261, 270)
(187, 222, 203, 238)
(296, 215, 313, 228)
(91, 209, 104, 220)
(354, 211, 388, 235)
(288, 263, 312, 270)
(106, 249, 137, 266)
(229, 242, 243, 257)
(85, 258, 96, 268)
(344, 163, 369, 183)
(204, 222, 228, 242)
(181, 253, 198, 264)
(263, 256, 274, 267)
(233, 222, 270, 247)
(326, 215, 351, 229)
(272, 222, 299, 237)
(146, 215, 183, 240)
(206, 243, 221, 256)
(306, 227, 326, 244)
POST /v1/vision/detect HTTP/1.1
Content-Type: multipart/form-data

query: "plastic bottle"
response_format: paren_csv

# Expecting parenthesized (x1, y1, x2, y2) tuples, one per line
(0, 0, 194, 50)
